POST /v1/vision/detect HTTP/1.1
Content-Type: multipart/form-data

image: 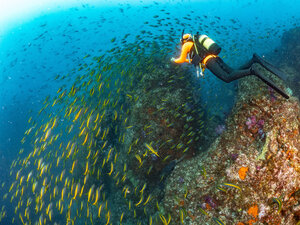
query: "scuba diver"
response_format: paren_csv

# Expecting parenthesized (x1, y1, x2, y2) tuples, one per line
(171, 31, 290, 99)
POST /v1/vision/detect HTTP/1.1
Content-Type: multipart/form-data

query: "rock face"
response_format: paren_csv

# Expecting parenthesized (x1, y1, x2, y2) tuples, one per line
(161, 53, 300, 223)
(276, 26, 300, 99)
(110, 49, 208, 222)
(121, 62, 206, 188)
(280, 27, 300, 72)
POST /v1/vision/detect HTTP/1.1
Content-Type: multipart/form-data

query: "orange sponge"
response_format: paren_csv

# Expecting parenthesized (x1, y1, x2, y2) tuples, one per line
(248, 205, 258, 218)
(238, 167, 249, 180)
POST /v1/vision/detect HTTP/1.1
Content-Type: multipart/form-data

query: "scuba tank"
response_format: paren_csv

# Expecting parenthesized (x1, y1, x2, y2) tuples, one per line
(191, 33, 222, 67)
(198, 34, 221, 55)
(190, 33, 221, 78)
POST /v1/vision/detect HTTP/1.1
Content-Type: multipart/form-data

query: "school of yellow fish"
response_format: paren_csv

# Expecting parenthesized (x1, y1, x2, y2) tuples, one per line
(0, 29, 210, 224)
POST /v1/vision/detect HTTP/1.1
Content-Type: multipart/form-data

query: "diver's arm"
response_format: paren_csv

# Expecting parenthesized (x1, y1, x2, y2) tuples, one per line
(174, 42, 193, 63)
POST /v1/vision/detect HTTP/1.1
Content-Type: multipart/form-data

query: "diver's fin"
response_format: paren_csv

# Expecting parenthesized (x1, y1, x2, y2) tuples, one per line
(251, 67, 289, 99)
(253, 53, 287, 80)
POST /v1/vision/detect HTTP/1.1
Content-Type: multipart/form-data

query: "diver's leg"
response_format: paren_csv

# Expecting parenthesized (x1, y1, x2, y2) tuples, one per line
(206, 57, 252, 83)
(205, 58, 232, 83)
(252, 53, 287, 80)
(227, 69, 253, 82)
(250, 66, 289, 99)
(207, 58, 290, 99)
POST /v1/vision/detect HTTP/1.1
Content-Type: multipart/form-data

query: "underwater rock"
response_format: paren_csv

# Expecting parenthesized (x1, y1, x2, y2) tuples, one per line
(119, 55, 206, 196)
(273, 26, 300, 99)
(161, 67, 300, 224)
(280, 27, 300, 72)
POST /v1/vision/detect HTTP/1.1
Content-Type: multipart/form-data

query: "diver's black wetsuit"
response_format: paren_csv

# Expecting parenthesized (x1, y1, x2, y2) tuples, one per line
(204, 53, 290, 99)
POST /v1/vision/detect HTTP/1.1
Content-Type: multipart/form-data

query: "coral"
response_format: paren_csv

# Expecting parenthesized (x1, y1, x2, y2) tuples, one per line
(245, 115, 257, 129)
(258, 203, 268, 219)
(246, 115, 265, 138)
(215, 124, 226, 135)
(204, 195, 218, 209)
(256, 131, 270, 160)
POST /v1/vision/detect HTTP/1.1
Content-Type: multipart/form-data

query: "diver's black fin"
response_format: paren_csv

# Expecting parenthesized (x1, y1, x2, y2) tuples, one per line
(253, 53, 287, 80)
(251, 67, 289, 99)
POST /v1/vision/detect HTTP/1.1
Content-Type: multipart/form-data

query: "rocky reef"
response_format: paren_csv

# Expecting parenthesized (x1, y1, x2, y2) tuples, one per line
(114, 48, 207, 221)
(161, 38, 300, 224)
(274, 26, 300, 99)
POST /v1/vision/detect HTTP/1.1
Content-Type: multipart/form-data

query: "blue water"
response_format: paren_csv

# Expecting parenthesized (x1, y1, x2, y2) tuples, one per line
(0, 0, 299, 224)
